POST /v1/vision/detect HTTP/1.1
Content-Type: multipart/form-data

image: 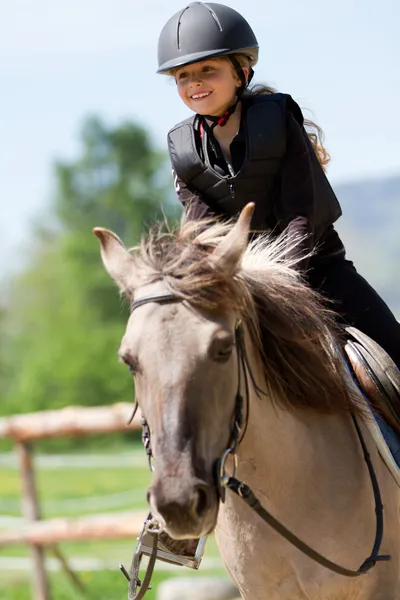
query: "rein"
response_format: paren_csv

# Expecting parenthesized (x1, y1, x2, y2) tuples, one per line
(122, 291, 390, 598)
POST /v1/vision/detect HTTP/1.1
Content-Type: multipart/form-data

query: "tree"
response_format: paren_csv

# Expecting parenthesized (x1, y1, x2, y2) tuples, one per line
(1, 117, 176, 416)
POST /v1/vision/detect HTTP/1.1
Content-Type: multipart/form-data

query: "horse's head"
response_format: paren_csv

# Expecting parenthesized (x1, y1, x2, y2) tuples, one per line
(94, 202, 358, 541)
(94, 204, 255, 539)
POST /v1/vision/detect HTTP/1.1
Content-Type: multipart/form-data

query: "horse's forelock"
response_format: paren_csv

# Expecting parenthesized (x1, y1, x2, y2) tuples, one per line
(127, 218, 247, 310)
(127, 217, 360, 415)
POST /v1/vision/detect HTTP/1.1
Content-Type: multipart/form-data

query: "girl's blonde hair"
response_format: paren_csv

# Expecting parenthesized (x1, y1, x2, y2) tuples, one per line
(232, 54, 331, 170)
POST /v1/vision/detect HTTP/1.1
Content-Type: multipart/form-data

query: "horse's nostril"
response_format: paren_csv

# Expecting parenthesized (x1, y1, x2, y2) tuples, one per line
(194, 484, 210, 518)
(148, 480, 212, 526)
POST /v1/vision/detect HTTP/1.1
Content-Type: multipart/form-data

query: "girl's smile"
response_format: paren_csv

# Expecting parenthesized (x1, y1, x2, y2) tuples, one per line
(190, 91, 212, 100)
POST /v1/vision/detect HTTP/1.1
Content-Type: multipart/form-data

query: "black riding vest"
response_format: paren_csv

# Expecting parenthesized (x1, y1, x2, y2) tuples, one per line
(168, 93, 342, 232)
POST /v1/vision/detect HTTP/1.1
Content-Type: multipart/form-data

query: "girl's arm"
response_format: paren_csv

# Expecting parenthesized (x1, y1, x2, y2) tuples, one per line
(278, 112, 316, 271)
(172, 170, 219, 222)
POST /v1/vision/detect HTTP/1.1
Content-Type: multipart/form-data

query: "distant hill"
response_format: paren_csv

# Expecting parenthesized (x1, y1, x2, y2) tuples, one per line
(333, 175, 400, 316)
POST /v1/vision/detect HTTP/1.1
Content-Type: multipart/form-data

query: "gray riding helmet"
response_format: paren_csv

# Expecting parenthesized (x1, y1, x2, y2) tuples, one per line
(157, 2, 259, 74)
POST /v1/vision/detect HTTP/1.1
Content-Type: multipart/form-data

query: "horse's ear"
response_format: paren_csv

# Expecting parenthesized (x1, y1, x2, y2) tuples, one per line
(93, 227, 140, 291)
(211, 203, 254, 273)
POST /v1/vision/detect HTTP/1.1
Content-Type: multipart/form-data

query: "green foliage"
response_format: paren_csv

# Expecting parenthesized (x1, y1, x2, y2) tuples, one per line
(1, 116, 177, 417)
(55, 116, 170, 238)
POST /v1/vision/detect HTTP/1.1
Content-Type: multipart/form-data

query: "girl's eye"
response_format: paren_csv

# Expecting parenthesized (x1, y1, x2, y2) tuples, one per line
(178, 71, 188, 80)
(203, 65, 213, 72)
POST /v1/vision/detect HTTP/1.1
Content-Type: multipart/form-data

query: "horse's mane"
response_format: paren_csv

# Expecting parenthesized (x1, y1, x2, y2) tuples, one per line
(128, 217, 360, 415)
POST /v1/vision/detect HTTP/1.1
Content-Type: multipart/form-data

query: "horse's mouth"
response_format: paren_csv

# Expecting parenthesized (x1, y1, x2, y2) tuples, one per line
(161, 512, 217, 540)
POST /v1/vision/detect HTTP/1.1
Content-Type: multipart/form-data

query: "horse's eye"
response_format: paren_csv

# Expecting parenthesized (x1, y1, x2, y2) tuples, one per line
(210, 336, 235, 363)
(217, 347, 233, 362)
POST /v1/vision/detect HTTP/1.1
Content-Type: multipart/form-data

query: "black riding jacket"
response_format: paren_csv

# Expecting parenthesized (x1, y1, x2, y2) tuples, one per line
(168, 93, 346, 271)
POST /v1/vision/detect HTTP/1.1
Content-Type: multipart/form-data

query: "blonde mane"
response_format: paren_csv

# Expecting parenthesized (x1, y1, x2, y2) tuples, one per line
(129, 217, 359, 415)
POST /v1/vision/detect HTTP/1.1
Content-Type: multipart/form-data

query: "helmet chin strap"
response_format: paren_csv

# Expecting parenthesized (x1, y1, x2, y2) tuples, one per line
(203, 100, 240, 131)
(202, 56, 254, 130)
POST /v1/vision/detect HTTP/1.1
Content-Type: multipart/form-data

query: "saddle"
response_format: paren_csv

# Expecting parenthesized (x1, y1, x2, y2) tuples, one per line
(344, 326, 400, 435)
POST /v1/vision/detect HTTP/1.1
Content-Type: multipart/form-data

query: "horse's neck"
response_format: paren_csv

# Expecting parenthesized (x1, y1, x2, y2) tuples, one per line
(236, 350, 363, 508)
(240, 398, 359, 496)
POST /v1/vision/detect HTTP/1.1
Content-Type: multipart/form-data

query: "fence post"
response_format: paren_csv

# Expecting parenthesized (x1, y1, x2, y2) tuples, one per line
(16, 441, 50, 600)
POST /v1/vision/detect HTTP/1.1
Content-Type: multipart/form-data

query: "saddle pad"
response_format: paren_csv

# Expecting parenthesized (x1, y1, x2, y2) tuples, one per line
(359, 394, 400, 487)
(345, 326, 400, 398)
(340, 347, 400, 487)
(345, 326, 400, 430)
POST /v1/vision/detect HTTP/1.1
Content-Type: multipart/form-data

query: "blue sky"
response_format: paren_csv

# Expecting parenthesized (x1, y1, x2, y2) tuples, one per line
(1, 0, 399, 276)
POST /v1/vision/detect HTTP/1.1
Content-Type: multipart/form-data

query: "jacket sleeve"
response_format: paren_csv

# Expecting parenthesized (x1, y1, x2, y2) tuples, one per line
(278, 110, 316, 272)
(172, 169, 219, 222)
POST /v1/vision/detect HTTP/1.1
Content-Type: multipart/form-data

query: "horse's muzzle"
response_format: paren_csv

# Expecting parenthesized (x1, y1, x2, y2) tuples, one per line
(147, 476, 218, 539)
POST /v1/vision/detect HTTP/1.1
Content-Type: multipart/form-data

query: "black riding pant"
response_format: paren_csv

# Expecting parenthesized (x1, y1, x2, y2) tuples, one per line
(307, 258, 400, 370)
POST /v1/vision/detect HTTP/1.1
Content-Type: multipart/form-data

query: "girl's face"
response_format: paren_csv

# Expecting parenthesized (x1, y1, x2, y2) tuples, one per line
(175, 58, 244, 116)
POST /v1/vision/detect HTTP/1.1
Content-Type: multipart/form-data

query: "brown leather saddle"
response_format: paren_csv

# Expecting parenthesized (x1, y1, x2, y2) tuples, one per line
(344, 326, 400, 435)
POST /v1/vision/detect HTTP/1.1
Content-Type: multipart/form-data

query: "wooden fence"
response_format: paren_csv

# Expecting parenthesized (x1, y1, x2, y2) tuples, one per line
(0, 403, 145, 600)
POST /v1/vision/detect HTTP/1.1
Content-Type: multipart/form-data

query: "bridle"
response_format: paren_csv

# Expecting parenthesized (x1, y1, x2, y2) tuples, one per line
(121, 291, 391, 599)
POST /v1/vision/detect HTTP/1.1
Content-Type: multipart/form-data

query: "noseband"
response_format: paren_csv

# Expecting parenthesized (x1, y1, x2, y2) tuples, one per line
(122, 291, 390, 599)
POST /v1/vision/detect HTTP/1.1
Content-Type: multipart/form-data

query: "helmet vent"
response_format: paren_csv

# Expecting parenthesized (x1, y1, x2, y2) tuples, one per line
(176, 6, 190, 50)
(203, 3, 223, 31)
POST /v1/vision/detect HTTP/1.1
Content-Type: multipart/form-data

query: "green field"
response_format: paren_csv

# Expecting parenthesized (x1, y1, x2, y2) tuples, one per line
(0, 442, 227, 599)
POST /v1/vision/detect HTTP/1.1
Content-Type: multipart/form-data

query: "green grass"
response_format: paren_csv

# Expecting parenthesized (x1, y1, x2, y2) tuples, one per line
(0, 538, 225, 599)
(0, 444, 151, 518)
(0, 466, 151, 517)
(0, 564, 228, 600)
(0, 568, 172, 600)
(0, 444, 225, 599)
(2, 465, 150, 497)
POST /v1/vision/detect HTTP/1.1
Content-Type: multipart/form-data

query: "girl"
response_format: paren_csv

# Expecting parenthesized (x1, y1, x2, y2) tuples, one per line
(157, 1, 400, 367)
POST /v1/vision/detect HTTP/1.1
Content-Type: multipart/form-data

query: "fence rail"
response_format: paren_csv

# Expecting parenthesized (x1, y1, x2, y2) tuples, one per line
(0, 510, 147, 545)
(0, 403, 143, 600)
(0, 402, 141, 441)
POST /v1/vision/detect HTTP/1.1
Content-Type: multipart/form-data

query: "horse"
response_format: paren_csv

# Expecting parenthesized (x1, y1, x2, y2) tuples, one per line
(94, 203, 399, 599)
